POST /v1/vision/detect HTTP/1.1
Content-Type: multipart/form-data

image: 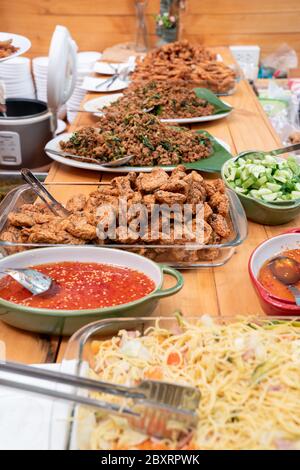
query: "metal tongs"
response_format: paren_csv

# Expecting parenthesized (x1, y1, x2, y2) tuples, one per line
(95, 57, 135, 90)
(21, 168, 71, 217)
(0, 361, 200, 439)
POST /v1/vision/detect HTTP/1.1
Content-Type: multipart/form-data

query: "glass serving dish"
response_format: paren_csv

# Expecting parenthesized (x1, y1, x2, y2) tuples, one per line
(0, 172, 46, 203)
(0, 182, 247, 268)
(50, 315, 300, 450)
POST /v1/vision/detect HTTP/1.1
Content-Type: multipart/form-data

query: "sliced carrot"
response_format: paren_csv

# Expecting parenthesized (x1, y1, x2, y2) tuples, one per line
(167, 350, 181, 366)
(144, 366, 163, 380)
(91, 340, 101, 354)
(134, 439, 169, 450)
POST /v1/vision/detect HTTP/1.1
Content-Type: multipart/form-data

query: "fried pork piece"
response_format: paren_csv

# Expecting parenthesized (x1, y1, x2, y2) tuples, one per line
(0, 229, 24, 254)
(208, 214, 230, 238)
(65, 214, 97, 241)
(183, 171, 206, 206)
(203, 221, 213, 244)
(142, 194, 156, 211)
(8, 212, 35, 228)
(209, 191, 229, 217)
(207, 230, 221, 244)
(160, 178, 188, 194)
(155, 190, 187, 205)
(33, 213, 56, 224)
(111, 174, 135, 196)
(158, 218, 212, 245)
(141, 227, 161, 243)
(136, 169, 169, 193)
(8, 209, 55, 228)
(93, 203, 116, 229)
(85, 192, 119, 213)
(21, 203, 53, 215)
(66, 193, 87, 212)
(195, 201, 213, 220)
(94, 186, 119, 197)
(171, 165, 187, 179)
(115, 227, 140, 244)
(0, 231, 16, 244)
(31, 230, 85, 245)
(204, 179, 225, 197)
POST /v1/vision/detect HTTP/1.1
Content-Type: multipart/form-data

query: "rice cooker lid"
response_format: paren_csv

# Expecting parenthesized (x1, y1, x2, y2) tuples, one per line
(47, 25, 78, 113)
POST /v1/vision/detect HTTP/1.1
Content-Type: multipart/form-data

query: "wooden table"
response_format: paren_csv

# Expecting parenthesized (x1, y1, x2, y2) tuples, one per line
(2, 47, 298, 364)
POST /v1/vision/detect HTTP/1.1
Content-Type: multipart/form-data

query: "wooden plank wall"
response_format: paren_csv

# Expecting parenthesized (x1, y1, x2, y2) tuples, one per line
(1, 0, 299, 59)
(182, 0, 300, 58)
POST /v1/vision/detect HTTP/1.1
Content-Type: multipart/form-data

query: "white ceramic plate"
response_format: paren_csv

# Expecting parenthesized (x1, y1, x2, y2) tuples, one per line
(45, 132, 231, 174)
(93, 61, 135, 75)
(81, 76, 129, 93)
(83, 93, 123, 116)
(0, 32, 31, 62)
(83, 94, 232, 123)
(55, 119, 67, 135)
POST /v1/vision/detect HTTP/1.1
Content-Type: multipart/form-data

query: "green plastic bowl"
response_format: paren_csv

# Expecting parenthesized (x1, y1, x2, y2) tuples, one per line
(221, 157, 300, 225)
(0, 246, 184, 335)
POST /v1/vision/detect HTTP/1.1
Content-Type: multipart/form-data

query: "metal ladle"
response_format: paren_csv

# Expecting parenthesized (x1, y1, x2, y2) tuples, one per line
(0, 268, 53, 295)
(268, 256, 300, 305)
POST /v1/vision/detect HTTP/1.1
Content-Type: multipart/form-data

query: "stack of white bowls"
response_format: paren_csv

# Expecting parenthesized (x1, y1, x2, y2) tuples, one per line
(66, 51, 102, 123)
(32, 52, 102, 123)
(0, 57, 35, 99)
(32, 56, 49, 102)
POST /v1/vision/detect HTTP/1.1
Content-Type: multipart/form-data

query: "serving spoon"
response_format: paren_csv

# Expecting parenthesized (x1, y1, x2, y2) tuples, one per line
(44, 148, 133, 167)
(0, 268, 53, 295)
(268, 256, 300, 305)
(237, 143, 300, 160)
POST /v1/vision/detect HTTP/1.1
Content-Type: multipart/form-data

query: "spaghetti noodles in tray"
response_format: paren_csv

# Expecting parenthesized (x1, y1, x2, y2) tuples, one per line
(58, 315, 300, 450)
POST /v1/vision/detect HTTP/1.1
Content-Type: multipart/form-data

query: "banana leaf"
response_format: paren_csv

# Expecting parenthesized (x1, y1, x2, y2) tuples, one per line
(193, 88, 233, 114)
(183, 130, 232, 173)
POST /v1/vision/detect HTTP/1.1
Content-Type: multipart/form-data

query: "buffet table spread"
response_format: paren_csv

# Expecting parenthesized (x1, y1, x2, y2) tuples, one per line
(2, 46, 298, 363)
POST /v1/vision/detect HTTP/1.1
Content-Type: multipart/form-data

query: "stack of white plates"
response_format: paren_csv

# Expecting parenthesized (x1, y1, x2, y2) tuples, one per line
(32, 56, 48, 102)
(66, 51, 102, 123)
(0, 57, 35, 99)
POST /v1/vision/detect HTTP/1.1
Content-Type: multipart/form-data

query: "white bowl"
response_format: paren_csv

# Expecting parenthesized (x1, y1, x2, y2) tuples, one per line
(249, 231, 300, 279)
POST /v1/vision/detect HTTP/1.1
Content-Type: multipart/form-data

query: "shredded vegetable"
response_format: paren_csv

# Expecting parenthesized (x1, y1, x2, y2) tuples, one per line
(82, 316, 300, 450)
(223, 154, 300, 202)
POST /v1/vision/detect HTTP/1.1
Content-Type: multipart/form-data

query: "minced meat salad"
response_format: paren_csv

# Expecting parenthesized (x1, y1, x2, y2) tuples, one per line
(104, 81, 215, 119)
(60, 111, 212, 167)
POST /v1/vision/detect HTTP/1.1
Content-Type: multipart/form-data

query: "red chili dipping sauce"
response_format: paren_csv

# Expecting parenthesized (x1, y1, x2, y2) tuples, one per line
(258, 249, 300, 303)
(0, 262, 155, 310)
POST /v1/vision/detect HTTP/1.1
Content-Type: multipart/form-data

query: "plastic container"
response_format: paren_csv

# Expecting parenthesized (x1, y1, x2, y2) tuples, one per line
(50, 314, 300, 450)
(0, 183, 248, 268)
